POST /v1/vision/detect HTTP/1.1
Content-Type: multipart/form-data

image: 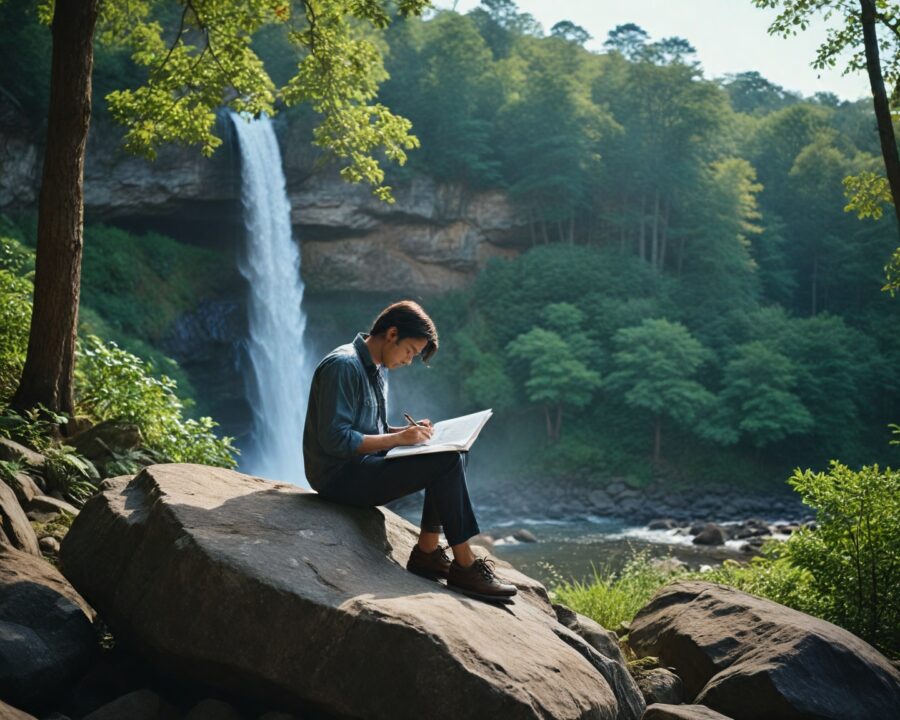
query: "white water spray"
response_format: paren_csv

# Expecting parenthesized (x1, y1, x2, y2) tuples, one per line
(230, 112, 311, 486)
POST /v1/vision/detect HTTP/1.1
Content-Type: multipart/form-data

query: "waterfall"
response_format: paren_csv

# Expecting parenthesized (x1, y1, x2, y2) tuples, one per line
(230, 112, 311, 486)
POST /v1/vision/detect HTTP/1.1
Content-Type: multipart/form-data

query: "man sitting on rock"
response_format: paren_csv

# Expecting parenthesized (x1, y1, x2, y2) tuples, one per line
(303, 300, 516, 601)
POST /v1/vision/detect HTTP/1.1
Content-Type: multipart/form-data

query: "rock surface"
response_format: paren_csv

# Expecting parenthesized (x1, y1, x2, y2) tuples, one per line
(629, 580, 900, 720)
(61, 464, 632, 720)
(0, 546, 96, 711)
(0, 479, 40, 555)
(691, 524, 725, 546)
(5, 470, 41, 505)
(553, 604, 646, 720)
(0, 437, 45, 467)
(81, 689, 178, 720)
(0, 699, 39, 720)
(634, 668, 683, 705)
(642, 704, 733, 720)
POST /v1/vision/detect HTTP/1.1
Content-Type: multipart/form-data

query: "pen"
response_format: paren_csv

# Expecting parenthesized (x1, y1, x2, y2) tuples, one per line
(403, 413, 420, 427)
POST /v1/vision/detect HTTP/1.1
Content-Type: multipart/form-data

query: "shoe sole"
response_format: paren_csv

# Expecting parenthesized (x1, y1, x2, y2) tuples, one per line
(406, 565, 449, 582)
(445, 582, 517, 605)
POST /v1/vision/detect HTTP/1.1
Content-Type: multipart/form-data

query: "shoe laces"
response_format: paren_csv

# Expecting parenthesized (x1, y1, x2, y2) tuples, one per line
(435, 545, 451, 563)
(473, 557, 497, 581)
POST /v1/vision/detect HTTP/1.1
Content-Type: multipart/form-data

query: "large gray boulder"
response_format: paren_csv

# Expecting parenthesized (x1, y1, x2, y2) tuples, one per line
(629, 580, 900, 720)
(0, 546, 96, 711)
(0, 479, 40, 555)
(61, 464, 634, 720)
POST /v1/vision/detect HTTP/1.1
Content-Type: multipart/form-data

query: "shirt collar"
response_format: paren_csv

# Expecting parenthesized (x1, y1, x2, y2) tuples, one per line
(353, 332, 378, 371)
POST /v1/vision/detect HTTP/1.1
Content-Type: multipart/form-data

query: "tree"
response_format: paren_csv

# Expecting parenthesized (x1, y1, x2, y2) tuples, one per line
(12, 0, 428, 418)
(603, 23, 649, 61)
(506, 326, 600, 441)
(722, 71, 800, 115)
(718, 341, 813, 449)
(550, 20, 591, 46)
(755, 0, 900, 236)
(605, 319, 714, 462)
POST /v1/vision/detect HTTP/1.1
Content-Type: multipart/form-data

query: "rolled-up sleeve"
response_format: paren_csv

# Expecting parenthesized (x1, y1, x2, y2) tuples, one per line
(315, 359, 365, 458)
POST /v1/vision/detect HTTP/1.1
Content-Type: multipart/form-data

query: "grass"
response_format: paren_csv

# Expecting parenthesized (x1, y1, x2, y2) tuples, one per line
(551, 550, 689, 631)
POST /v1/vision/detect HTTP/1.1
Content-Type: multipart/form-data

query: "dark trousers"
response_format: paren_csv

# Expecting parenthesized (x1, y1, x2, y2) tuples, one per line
(317, 451, 481, 546)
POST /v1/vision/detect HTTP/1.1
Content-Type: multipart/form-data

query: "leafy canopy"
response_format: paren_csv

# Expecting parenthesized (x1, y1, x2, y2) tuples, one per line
(39, 0, 430, 201)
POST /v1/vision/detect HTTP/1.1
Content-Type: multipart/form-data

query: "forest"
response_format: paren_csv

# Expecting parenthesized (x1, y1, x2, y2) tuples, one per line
(2, 0, 899, 490)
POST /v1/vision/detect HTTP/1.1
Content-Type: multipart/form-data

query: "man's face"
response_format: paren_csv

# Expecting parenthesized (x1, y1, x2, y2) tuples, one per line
(382, 328, 428, 369)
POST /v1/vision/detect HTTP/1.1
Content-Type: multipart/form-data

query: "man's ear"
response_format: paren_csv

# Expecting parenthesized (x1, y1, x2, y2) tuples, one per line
(385, 326, 399, 342)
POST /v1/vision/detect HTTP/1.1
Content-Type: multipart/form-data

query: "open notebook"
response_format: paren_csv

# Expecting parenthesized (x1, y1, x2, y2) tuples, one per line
(385, 409, 493, 459)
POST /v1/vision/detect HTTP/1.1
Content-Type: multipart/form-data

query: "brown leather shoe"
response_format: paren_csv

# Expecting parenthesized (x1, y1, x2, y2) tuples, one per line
(447, 558, 517, 601)
(406, 544, 452, 580)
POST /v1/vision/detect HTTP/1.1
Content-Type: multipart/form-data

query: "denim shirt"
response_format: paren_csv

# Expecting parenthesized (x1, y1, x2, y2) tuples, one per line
(303, 333, 387, 491)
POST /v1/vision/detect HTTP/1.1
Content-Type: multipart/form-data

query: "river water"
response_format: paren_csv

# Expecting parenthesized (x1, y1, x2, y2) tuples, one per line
(392, 499, 793, 589)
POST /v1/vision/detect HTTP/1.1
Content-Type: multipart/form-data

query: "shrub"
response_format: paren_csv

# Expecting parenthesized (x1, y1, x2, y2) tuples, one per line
(552, 550, 687, 631)
(784, 461, 899, 656)
(698, 541, 819, 616)
(0, 235, 34, 403)
(42, 445, 100, 505)
(75, 335, 237, 468)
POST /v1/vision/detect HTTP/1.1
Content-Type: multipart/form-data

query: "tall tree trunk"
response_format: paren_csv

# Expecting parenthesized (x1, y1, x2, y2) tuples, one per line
(860, 0, 900, 236)
(639, 194, 647, 262)
(659, 194, 670, 271)
(676, 233, 686, 277)
(653, 415, 661, 463)
(545, 406, 553, 441)
(12, 0, 99, 417)
(650, 188, 660, 271)
(554, 404, 563, 441)
(811, 252, 818, 316)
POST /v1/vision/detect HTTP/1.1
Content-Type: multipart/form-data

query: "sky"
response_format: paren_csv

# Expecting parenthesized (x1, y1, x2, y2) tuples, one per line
(430, 0, 871, 101)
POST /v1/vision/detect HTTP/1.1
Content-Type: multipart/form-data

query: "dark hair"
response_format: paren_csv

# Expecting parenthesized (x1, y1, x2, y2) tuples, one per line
(369, 300, 439, 363)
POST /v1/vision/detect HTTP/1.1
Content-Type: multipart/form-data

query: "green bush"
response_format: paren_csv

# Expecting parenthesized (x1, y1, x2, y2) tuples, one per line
(42, 445, 100, 505)
(699, 542, 819, 615)
(0, 234, 35, 403)
(75, 335, 237, 468)
(552, 550, 687, 630)
(784, 461, 899, 656)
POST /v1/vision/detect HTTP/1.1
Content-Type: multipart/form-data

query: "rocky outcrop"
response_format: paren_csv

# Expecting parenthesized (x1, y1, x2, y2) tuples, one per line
(634, 669, 683, 705)
(642, 705, 733, 720)
(292, 173, 523, 292)
(628, 580, 900, 720)
(61, 464, 637, 720)
(0, 479, 39, 555)
(2, 114, 529, 294)
(553, 604, 646, 720)
(0, 545, 96, 711)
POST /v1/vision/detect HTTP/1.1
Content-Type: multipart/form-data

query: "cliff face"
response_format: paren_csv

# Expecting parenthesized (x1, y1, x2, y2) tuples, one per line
(1, 115, 527, 294)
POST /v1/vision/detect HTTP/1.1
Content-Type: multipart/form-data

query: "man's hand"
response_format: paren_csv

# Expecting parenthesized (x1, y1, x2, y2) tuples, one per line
(396, 423, 433, 446)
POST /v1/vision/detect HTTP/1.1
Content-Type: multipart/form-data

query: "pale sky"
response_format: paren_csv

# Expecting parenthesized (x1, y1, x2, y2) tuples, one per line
(430, 0, 871, 101)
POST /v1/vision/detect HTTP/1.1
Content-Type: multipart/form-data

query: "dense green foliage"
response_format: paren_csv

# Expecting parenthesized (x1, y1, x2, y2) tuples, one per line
(785, 461, 900, 654)
(359, 3, 900, 482)
(76, 335, 237, 467)
(0, 219, 236, 470)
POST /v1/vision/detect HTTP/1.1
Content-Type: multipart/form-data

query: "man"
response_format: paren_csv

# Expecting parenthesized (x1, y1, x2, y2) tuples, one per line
(303, 300, 516, 601)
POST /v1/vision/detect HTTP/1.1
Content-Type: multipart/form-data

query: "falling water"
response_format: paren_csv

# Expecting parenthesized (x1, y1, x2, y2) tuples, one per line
(230, 112, 311, 486)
